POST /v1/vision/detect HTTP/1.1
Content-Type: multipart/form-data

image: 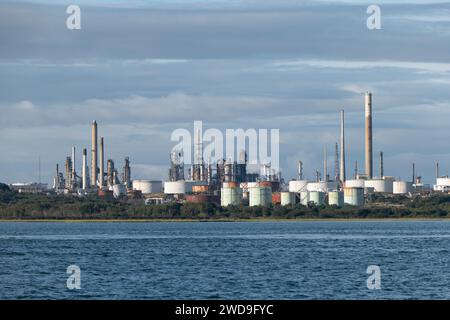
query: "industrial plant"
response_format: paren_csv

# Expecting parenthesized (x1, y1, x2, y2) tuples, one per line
(6, 92, 450, 209)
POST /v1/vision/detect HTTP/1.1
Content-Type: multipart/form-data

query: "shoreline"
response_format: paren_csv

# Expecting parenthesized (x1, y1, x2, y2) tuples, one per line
(0, 217, 449, 223)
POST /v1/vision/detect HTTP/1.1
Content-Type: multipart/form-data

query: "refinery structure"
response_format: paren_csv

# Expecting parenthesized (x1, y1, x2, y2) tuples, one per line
(7, 92, 450, 207)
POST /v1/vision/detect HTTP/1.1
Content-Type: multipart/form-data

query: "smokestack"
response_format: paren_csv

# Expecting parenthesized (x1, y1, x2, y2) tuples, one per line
(365, 92, 373, 179)
(298, 161, 303, 180)
(380, 151, 384, 178)
(412, 163, 415, 184)
(323, 145, 328, 182)
(82, 148, 87, 190)
(91, 120, 98, 187)
(340, 110, 346, 182)
(71, 146, 76, 178)
(99, 137, 104, 188)
(436, 162, 440, 179)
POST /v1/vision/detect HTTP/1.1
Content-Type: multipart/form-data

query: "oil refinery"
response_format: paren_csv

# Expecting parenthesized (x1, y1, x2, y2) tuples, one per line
(6, 92, 450, 208)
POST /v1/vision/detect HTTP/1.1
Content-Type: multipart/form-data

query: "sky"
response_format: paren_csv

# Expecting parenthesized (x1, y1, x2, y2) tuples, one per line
(0, 0, 450, 185)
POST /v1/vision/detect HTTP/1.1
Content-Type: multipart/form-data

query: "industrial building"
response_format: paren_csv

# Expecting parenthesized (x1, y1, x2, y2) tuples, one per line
(39, 90, 450, 209)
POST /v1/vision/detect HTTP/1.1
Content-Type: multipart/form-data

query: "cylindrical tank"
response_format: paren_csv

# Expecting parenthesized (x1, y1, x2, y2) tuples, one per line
(272, 192, 281, 204)
(221, 186, 243, 206)
(393, 181, 413, 194)
(345, 179, 365, 188)
(328, 191, 344, 207)
(185, 180, 207, 192)
(309, 191, 325, 205)
(307, 182, 328, 192)
(300, 191, 309, 205)
(112, 184, 126, 198)
(249, 186, 272, 206)
(192, 185, 209, 193)
(132, 180, 162, 194)
(288, 180, 308, 193)
(344, 187, 365, 206)
(281, 192, 295, 206)
(164, 181, 186, 194)
(364, 179, 393, 193)
(185, 194, 209, 203)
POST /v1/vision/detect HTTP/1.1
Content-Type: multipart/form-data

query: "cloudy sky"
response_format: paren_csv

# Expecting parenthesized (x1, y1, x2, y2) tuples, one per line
(0, 0, 450, 184)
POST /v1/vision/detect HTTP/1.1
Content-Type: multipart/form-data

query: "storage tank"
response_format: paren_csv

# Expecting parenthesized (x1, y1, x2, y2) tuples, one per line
(281, 192, 296, 206)
(364, 179, 393, 193)
(192, 185, 209, 193)
(112, 184, 126, 198)
(249, 186, 272, 206)
(307, 181, 338, 192)
(328, 191, 344, 207)
(300, 191, 309, 205)
(132, 180, 162, 194)
(307, 182, 328, 192)
(344, 187, 365, 206)
(345, 179, 365, 188)
(309, 191, 325, 205)
(393, 181, 413, 194)
(185, 180, 208, 192)
(164, 181, 186, 194)
(221, 185, 243, 206)
(288, 180, 308, 193)
(272, 192, 281, 204)
(433, 177, 450, 192)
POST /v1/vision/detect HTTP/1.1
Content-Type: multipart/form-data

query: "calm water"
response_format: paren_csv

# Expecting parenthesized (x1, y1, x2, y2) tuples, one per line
(0, 220, 449, 299)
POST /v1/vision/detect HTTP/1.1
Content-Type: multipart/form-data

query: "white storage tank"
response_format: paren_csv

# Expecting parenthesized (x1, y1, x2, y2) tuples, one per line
(393, 181, 413, 194)
(307, 182, 328, 192)
(221, 185, 243, 206)
(300, 191, 309, 205)
(309, 191, 325, 205)
(249, 186, 272, 206)
(344, 187, 365, 206)
(433, 177, 450, 192)
(280, 192, 296, 206)
(132, 180, 163, 194)
(328, 191, 344, 207)
(344, 179, 365, 188)
(307, 181, 338, 192)
(288, 180, 308, 193)
(164, 181, 186, 194)
(112, 184, 126, 198)
(364, 179, 394, 193)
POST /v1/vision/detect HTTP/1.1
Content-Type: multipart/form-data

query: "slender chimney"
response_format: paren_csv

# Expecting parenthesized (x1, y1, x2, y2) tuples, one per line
(82, 148, 87, 190)
(340, 110, 346, 182)
(380, 151, 384, 178)
(298, 161, 303, 180)
(91, 120, 98, 187)
(323, 145, 328, 182)
(365, 92, 373, 178)
(71, 146, 76, 178)
(436, 162, 440, 179)
(412, 163, 415, 184)
(99, 137, 104, 188)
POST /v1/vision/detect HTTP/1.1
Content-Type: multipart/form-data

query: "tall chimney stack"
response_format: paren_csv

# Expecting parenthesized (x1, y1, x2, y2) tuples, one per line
(82, 148, 87, 190)
(365, 92, 373, 179)
(436, 162, 440, 179)
(323, 145, 328, 182)
(380, 151, 384, 178)
(71, 146, 76, 179)
(99, 137, 104, 188)
(91, 120, 98, 187)
(340, 110, 346, 183)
